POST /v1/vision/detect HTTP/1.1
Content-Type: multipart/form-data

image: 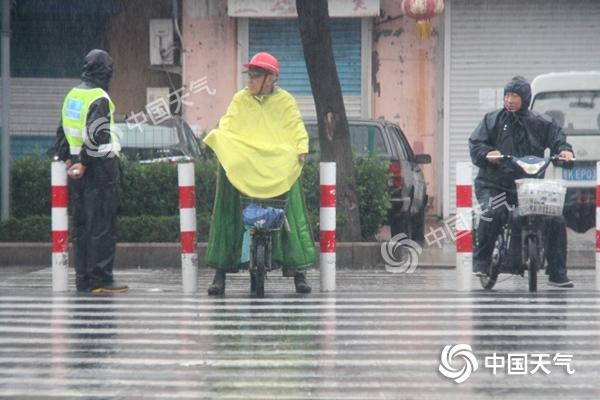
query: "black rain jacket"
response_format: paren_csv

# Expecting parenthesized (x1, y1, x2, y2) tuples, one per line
(468, 76, 572, 194)
(49, 49, 114, 165)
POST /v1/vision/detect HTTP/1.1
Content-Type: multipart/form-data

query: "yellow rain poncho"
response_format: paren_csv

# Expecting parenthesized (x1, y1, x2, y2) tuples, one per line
(203, 88, 308, 198)
(203, 87, 316, 272)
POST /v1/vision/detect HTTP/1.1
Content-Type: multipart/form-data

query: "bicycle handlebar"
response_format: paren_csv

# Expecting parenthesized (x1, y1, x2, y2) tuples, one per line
(486, 154, 575, 162)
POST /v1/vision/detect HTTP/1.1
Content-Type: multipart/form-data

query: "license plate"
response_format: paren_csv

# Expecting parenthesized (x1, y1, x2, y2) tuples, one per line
(562, 165, 596, 181)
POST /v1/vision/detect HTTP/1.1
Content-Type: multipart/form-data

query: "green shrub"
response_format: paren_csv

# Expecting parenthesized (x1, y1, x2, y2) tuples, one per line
(0, 216, 51, 241)
(118, 213, 211, 242)
(0, 213, 211, 243)
(6, 156, 389, 241)
(354, 156, 391, 240)
(9, 158, 218, 217)
(10, 158, 51, 217)
(117, 215, 179, 242)
(124, 212, 208, 242)
(113, 159, 219, 216)
(301, 156, 391, 240)
(119, 161, 179, 216)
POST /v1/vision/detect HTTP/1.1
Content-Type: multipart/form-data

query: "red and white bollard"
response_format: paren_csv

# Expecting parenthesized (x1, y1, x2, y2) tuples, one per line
(178, 162, 198, 294)
(455, 162, 473, 291)
(51, 160, 69, 292)
(596, 161, 600, 289)
(320, 162, 336, 292)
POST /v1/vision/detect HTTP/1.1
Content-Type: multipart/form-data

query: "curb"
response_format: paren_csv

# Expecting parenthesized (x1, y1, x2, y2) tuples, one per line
(0, 242, 595, 269)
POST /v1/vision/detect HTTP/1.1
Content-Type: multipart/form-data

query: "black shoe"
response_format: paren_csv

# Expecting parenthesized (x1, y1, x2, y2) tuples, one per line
(472, 264, 488, 277)
(76, 285, 93, 293)
(92, 280, 129, 293)
(250, 272, 257, 293)
(208, 270, 226, 295)
(76, 277, 92, 293)
(548, 275, 574, 288)
(294, 272, 311, 294)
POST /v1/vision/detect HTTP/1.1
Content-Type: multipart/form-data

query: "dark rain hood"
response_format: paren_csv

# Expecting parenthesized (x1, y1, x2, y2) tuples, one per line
(470, 75, 572, 194)
(504, 75, 531, 113)
(81, 49, 113, 91)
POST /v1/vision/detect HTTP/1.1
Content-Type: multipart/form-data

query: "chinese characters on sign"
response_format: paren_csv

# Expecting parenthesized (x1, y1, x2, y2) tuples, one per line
(439, 344, 575, 384)
(424, 191, 513, 248)
(485, 352, 575, 375)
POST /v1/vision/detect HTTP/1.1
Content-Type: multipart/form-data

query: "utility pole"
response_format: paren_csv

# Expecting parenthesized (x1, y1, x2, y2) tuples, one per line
(296, 0, 362, 241)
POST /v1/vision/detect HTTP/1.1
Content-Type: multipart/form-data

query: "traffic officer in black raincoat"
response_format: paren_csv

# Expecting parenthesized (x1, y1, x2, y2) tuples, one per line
(469, 76, 575, 287)
(49, 49, 127, 293)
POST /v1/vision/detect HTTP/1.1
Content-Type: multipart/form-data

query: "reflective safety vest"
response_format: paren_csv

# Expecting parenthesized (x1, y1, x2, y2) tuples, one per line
(61, 87, 120, 157)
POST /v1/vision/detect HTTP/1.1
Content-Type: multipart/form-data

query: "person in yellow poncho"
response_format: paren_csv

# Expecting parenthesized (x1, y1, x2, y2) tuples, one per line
(203, 52, 316, 295)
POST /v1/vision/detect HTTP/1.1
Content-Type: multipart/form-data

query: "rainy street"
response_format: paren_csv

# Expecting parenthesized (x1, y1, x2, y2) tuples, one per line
(2, 266, 600, 399)
(2, 0, 600, 399)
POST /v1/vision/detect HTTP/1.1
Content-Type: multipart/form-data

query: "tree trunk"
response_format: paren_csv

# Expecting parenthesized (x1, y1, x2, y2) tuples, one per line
(296, 0, 362, 242)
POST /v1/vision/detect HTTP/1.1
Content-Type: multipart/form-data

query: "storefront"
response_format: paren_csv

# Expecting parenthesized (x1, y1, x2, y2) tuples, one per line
(443, 0, 600, 216)
(230, 0, 379, 118)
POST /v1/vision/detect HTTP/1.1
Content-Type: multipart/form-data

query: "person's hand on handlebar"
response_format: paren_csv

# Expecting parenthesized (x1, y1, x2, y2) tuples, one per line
(558, 150, 574, 162)
(486, 150, 503, 164)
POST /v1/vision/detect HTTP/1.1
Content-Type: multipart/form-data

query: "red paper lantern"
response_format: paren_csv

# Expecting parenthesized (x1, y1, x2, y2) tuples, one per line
(402, 0, 445, 40)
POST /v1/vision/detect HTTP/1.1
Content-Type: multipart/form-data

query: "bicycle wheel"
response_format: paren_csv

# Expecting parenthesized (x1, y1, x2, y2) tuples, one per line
(480, 233, 503, 290)
(527, 236, 538, 292)
(255, 241, 266, 298)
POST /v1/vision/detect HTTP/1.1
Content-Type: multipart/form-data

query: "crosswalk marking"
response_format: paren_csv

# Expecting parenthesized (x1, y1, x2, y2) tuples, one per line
(1, 268, 600, 399)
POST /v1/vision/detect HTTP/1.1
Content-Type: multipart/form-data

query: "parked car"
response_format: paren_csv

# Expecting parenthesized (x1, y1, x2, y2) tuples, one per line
(530, 71, 600, 233)
(114, 115, 202, 163)
(304, 118, 431, 240)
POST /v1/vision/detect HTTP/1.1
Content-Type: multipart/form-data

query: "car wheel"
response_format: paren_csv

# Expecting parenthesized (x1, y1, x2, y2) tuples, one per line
(390, 212, 411, 238)
(411, 205, 426, 242)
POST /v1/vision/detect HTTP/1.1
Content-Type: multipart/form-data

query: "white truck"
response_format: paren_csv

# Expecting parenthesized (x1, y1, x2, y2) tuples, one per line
(530, 71, 600, 233)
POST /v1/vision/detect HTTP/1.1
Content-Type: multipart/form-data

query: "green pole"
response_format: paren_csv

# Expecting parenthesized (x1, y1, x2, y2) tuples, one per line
(1, 0, 10, 220)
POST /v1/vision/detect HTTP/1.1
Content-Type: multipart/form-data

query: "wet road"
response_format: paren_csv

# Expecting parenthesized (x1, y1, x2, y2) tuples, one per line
(1, 267, 600, 399)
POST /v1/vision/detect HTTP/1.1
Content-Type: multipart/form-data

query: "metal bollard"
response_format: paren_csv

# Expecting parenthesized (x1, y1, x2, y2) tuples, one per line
(320, 162, 336, 292)
(178, 162, 198, 294)
(455, 162, 473, 291)
(51, 160, 69, 292)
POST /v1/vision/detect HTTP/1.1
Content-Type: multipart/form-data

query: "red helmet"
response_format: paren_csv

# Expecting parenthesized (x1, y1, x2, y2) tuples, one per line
(243, 52, 280, 76)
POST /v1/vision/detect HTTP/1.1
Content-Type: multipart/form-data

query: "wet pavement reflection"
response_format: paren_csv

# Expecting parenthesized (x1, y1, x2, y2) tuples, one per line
(1, 267, 600, 399)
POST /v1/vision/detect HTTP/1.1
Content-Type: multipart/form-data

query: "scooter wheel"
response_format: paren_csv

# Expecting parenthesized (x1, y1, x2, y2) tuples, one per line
(527, 236, 538, 292)
(481, 234, 503, 290)
(255, 243, 266, 298)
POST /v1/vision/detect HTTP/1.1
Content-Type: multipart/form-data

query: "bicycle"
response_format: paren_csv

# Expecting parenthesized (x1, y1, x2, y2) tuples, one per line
(241, 195, 289, 297)
(478, 154, 571, 292)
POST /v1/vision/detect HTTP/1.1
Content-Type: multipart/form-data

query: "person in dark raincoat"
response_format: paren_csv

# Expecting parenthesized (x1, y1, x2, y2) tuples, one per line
(49, 49, 127, 293)
(468, 75, 575, 287)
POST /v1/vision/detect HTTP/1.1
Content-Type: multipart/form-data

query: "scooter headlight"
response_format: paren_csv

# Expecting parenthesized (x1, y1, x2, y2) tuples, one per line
(516, 159, 546, 175)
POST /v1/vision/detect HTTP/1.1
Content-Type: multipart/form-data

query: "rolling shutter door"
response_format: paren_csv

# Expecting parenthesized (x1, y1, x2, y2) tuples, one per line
(249, 18, 362, 118)
(0, 78, 79, 134)
(0, 78, 78, 157)
(445, 0, 600, 216)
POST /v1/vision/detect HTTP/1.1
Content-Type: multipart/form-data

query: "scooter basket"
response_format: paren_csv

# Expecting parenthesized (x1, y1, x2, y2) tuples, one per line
(515, 178, 566, 216)
(240, 196, 288, 231)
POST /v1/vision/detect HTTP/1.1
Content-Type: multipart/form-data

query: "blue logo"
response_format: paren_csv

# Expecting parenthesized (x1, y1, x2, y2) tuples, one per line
(65, 99, 83, 120)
